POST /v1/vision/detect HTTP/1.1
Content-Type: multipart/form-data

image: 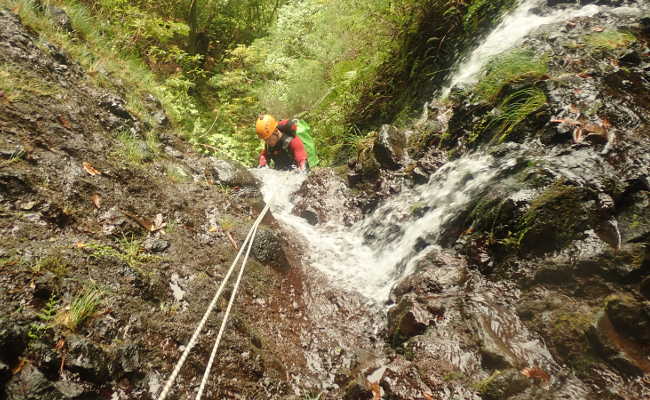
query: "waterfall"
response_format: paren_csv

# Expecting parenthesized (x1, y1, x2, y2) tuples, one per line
(254, 155, 516, 302)
(442, 0, 615, 97)
(253, 0, 643, 303)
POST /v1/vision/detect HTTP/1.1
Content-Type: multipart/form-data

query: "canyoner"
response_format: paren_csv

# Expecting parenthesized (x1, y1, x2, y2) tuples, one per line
(256, 114, 319, 171)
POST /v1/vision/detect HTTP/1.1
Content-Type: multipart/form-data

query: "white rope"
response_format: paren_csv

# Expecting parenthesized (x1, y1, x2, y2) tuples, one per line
(195, 204, 268, 399)
(156, 203, 270, 400)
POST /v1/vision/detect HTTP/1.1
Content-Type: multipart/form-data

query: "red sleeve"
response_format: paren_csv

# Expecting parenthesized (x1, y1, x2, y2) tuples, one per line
(258, 148, 267, 167)
(289, 136, 308, 169)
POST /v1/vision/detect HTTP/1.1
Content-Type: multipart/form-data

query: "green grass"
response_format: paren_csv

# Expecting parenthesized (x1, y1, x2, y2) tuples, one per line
(0, 0, 174, 125)
(31, 254, 69, 277)
(587, 30, 636, 50)
(164, 163, 190, 183)
(0, 62, 60, 101)
(490, 87, 547, 143)
(116, 131, 150, 165)
(474, 50, 549, 102)
(57, 286, 102, 331)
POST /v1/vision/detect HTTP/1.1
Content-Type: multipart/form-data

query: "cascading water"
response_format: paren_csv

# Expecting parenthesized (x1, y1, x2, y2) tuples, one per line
(253, 0, 642, 303)
(441, 0, 641, 97)
(254, 155, 516, 303)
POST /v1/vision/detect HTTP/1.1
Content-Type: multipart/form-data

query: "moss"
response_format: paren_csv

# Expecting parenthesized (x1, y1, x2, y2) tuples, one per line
(586, 31, 636, 50)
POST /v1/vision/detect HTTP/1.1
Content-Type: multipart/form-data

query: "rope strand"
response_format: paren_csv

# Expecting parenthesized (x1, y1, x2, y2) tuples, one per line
(156, 204, 270, 400)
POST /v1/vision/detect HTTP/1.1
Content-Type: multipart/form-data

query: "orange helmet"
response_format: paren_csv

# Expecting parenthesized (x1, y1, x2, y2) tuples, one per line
(256, 114, 278, 140)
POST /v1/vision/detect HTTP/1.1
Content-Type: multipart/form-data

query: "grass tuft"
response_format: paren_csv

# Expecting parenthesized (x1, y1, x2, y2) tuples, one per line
(490, 86, 547, 143)
(56, 287, 102, 331)
(474, 50, 548, 102)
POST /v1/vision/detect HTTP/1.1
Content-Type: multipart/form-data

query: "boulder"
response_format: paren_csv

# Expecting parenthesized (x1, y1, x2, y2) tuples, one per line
(292, 168, 362, 226)
(373, 125, 407, 170)
(5, 364, 64, 400)
(206, 158, 256, 187)
(65, 335, 113, 383)
(387, 299, 432, 345)
(604, 294, 650, 344)
(251, 226, 289, 268)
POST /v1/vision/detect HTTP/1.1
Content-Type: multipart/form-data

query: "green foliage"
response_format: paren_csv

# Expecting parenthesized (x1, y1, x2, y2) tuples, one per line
(489, 87, 547, 143)
(31, 254, 69, 277)
(85, 236, 160, 269)
(586, 30, 636, 50)
(474, 50, 549, 102)
(28, 295, 59, 339)
(57, 286, 103, 331)
(115, 131, 151, 165)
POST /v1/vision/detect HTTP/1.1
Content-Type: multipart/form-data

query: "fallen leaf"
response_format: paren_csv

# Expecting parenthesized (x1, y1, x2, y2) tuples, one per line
(521, 367, 550, 383)
(90, 193, 102, 209)
(369, 382, 381, 400)
(569, 104, 580, 114)
(12, 359, 26, 375)
(208, 226, 218, 233)
(601, 118, 612, 129)
(82, 162, 101, 176)
(591, 26, 604, 32)
(58, 115, 72, 129)
(121, 210, 153, 231)
(0, 90, 4, 97)
(423, 394, 434, 400)
(74, 242, 86, 248)
(54, 338, 65, 351)
(577, 72, 592, 79)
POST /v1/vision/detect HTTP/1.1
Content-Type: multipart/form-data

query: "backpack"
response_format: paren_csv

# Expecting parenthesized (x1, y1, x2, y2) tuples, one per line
(293, 119, 319, 167)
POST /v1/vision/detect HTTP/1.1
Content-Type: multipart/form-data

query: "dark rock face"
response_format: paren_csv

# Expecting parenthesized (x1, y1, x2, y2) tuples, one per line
(373, 125, 407, 170)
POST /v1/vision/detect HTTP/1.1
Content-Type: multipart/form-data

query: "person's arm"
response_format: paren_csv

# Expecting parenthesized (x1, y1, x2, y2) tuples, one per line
(258, 148, 268, 167)
(289, 136, 308, 171)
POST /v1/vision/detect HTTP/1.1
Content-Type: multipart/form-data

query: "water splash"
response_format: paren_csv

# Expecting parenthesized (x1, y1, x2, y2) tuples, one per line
(442, 0, 602, 96)
(254, 154, 518, 302)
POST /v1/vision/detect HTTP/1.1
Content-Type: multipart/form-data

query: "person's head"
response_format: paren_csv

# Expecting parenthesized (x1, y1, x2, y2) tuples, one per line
(256, 114, 282, 146)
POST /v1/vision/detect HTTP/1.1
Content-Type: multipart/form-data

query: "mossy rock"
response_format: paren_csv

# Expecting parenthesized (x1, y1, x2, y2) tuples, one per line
(473, 369, 530, 400)
(517, 181, 596, 256)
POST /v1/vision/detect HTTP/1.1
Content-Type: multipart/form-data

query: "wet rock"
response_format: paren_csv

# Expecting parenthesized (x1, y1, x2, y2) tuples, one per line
(65, 335, 112, 383)
(251, 226, 289, 268)
(52, 381, 87, 399)
(143, 238, 170, 253)
(99, 94, 133, 121)
(618, 50, 642, 67)
(342, 379, 373, 400)
(373, 125, 407, 170)
(474, 369, 530, 400)
(387, 299, 432, 345)
(47, 6, 74, 34)
(206, 158, 256, 187)
(604, 294, 650, 344)
(641, 277, 650, 300)
(347, 136, 381, 186)
(0, 320, 27, 368)
(587, 312, 645, 376)
(5, 363, 64, 400)
(293, 169, 363, 226)
(0, 173, 32, 200)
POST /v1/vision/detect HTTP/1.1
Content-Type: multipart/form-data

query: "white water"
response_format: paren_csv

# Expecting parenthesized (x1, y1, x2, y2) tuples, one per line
(253, 0, 644, 303)
(254, 155, 517, 302)
(442, 0, 604, 97)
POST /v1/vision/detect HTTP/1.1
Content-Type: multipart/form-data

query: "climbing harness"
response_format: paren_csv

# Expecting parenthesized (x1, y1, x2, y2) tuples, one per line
(156, 203, 271, 400)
